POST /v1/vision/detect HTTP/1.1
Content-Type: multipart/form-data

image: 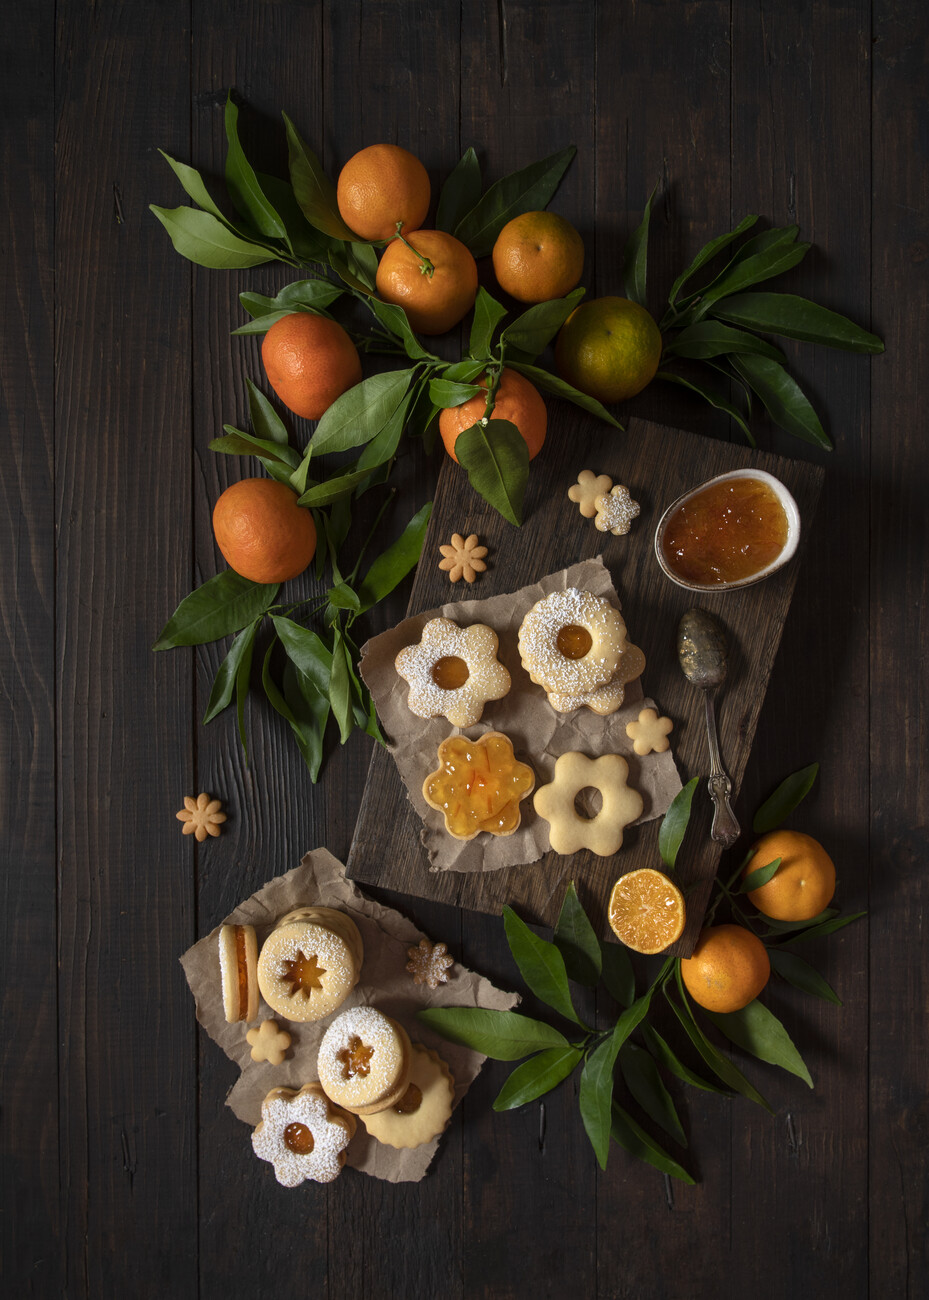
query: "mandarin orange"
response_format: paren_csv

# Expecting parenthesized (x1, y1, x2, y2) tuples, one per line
(438, 367, 547, 463)
(744, 829, 836, 921)
(555, 296, 662, 403)
(492, 210, 585, 303)
(680, 924, 770, 1013)
(608, 868, 686, 954)
(375, 229, 478, 335)
(212, 478, 317, 584)
(336, 143, 430, 242)
(261, 313, 362, 421)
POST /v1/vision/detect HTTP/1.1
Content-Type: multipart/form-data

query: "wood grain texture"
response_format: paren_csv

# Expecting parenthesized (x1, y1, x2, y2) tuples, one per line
(347, 415, 823, 947)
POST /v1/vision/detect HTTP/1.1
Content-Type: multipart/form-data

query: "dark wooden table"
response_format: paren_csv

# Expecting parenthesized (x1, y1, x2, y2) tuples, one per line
(4, 3, 926, 1297)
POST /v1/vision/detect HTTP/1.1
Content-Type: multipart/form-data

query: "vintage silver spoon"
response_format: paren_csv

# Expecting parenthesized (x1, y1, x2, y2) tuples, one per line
(677, 607, 741, 847)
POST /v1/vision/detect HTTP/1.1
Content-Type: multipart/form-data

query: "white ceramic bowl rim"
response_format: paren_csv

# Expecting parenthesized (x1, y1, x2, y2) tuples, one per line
(653, 467, 801, 592)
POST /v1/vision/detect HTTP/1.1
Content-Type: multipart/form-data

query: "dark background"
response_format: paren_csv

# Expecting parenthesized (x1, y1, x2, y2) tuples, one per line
(3, 2, 926, 1297)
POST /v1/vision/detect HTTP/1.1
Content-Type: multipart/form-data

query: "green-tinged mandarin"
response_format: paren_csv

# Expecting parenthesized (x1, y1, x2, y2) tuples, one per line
(555, 296, 662, 403)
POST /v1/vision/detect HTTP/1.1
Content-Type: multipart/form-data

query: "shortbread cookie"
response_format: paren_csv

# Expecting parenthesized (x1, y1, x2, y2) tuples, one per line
(361, 1045, 455, 1150)
(533, 752, 644, 856)
(257, 916, 361, 1024)
(274, 907, 364, 971)
(438, 532, 487, 584)
(251, 1082, 356, 1186)
(246, 1019, 292, 1065)
(594, 484, 640, 535)
(406, 938, 454, 989)
(518, 588, 629, 699)
(546, 643, 647, 716)
(317, 1006, 413, 1117)
(395, 617, 511, 727)
(422, 731, 535, 841)
(568, 469, 613, 518)
(219, 923, 259, 1023)
(625, 707, 674, 755)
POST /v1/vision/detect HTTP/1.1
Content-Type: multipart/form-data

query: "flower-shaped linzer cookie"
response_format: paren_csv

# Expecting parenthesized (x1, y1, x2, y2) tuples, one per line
(625, 707, 674, 755)
(395, 617, 510, 727)
(176, 793, 226, 842)
(246, 1019, 293, 1065)
(422, 731, 535, 841)
(533, 752, 644, 856)
(406, 938, 454, 989)
(251, 1082, 356, 1186)
(568, 469, 613, 518)
(438, 532, 488, 584)
(594, 485, 641, 536)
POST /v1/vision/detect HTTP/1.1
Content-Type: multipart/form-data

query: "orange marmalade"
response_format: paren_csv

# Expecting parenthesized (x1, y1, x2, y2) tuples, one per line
(661, 476, 788, 586)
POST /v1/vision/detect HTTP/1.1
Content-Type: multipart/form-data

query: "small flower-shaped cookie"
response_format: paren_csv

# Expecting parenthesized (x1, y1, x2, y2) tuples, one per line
(406, 938, 454, 989)
(395, 617, 511, 727)
(594, 485, 641, 535)
(438, 532, 488, 584)
(251, 1082, 356, 1186)
(246, 1019, 293, 1065)
(176, 793, 226, 842)
(625, 707, 674, 755)
(568, 469, 613, 518)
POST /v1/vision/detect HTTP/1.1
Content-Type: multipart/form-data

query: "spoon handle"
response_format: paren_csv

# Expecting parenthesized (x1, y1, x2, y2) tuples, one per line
(703, 690, 740, 847)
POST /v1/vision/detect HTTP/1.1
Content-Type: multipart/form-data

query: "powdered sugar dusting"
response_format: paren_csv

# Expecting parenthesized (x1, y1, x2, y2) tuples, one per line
(318, 1006, 405, 1106)
(395, 617, 510, 726)
(257, 922, 357, 1020)
(518, 588, 628, 695)
(252, 1086, 353, 1186)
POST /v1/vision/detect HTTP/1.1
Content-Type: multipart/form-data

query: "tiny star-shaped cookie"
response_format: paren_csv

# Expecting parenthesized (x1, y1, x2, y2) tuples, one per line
(438, 532, 488, 583)
(406, 937, 454, 989)
(246, 1019, 292, 1065)
(625, 707, 674, 755)
(175, 793, 226, 842)
(568, 469, 613, 518)
(594, 484, 641, 536)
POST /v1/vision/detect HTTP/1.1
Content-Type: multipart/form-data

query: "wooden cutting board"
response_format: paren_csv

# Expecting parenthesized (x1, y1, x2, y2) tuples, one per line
(346, 412, 823, 954)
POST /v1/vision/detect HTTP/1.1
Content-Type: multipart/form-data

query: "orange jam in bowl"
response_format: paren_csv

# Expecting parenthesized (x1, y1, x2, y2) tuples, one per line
(656, 471, 798, 589)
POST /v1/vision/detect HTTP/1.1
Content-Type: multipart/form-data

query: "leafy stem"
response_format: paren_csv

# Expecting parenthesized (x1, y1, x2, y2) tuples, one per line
(393, 221, 434, 275)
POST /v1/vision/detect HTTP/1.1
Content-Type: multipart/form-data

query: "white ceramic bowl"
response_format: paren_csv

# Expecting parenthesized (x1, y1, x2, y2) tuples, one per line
(653, 468, 801, 592)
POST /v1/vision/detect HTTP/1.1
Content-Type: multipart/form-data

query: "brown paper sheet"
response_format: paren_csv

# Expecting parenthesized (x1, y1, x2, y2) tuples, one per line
(359, 557, 683, 874)
(179, 848, 518, 1184)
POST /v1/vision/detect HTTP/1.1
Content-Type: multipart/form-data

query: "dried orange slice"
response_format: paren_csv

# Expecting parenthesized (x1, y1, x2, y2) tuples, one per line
(608, 868, 686, 954)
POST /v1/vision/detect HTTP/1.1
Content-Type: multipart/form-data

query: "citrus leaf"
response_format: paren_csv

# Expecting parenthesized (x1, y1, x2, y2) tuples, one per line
(618, 1043, 687, 1146)
(610, 1103, 695, 1184)
(690, 234, 810, 320)
(712, 292, 884, 352)
(780, 912, 867, 945)
(282, 659, 329, 782)
(503, 905, 584, 1026)
(261, 642, 325, 781)
(500, 287, 585, 360)
(640, 1022, 733, 1095)
(506, 360, 622, 428)
(579, 1034, 621, 1171)
(664, 321, 785, 363)
(599, 940, 635, 1009)
(149, 205, 277, 268)
(706, 999, 813, 1087)
(224, 95, 288, 242)
(157, 150, 232, 226)
(436, 147, 482, 235)
(753, 762, 820, 832)
(270, 616, 332, 694)
(441, 359, 487, 383)
(667, 970, 773, 1111)
(655, 369, 755, 444)
(455, 418, 529, 526)
(312, 370, 414, 455)
(211, 427, 301, 484)
(730, 354, 832, 449)
(358, 387, 414, 472)
(328, 629, 354, 744)
(356, 501, 432, 612)
(297, 466, 372, 507)
(658, 776, 699, 869)
(283, 112, 358, 241)
(621, 182, 657, 307)
(430, 378, 482, 408)
(246, 379, 291, 447)
(666, 215, 760, 309)
(328, 582, 362, 614)
(417, 1007, 570, 1060)
(469, 287, 507, 358)
(153, 572, 280, 649)
(256, 171, 332, 263)
(553, 882, 602, 988)
(231, 311, 298, 335)
(760, 908, 838, 935)
(454, 146, 577, 257)
(492, 1046, 583, 1111)
(367, 298, 434, 360)
(769, 948, 842, 1005)
(241, 279, 343, 320)
(739, 856, 783, 893)
(203, 619, 260, 724)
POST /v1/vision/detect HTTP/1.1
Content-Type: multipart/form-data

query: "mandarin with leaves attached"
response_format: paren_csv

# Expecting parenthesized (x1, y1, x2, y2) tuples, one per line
(438, 367, 547, 463)
(744, 829, 836, 921)
(375, 229, 478, 335)
(212, 478, 317, 584)
(261, 312, 362, 421)
(336, 143, 431, 242)
(680, 924, 770, 1013)
(492, 210, 585, 303)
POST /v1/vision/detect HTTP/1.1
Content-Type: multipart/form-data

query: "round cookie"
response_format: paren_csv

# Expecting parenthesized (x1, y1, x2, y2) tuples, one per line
(251, 1081, 356, 1186)
(361, 1045, 455, 1149)
(518, 588, 629, 698)
(317, 1006, 413, 1116)
(275, 907, 364, 971)
(218, 923, 259, 1023)
(395, 617, 511, 727)
(257, 919, 360, 1024)
(533, 752, 644, 856)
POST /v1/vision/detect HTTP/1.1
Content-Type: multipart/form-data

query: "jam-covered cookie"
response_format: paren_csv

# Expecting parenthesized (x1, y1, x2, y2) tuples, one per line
(395, 617, 511, 727)
(257, 911, 363, 1024)
(518, 588, 628, 699)
(422, 731, 535, 841)
(317, 1006, 413, 1116)
(361, 1045, 455, 1150)
(251, 1082, 356, 1186)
